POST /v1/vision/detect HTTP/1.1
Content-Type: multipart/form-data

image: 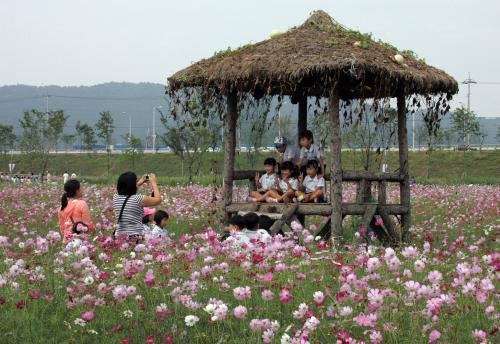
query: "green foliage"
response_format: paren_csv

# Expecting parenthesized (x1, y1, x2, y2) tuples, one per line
(75, 121, 97, 152)
(61, 134, 76, 152)
(212, 44, 252, 59)
(18, 109, 68, 173)
(95, 111, 115, 175)
(95, 111, 115, 149)
(450, 105, 481, 145)
(160, 97, 217, 182)
(0, 124, 16, 155)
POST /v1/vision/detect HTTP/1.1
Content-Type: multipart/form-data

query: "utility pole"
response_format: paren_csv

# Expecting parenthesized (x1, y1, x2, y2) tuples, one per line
(462, 72, 477, 146)
(153, 106, 162, 153)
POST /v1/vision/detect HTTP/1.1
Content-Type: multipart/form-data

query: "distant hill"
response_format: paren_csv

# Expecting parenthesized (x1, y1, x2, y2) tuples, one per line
(0, 82, 498, 146)
(0, 82, 167, 143)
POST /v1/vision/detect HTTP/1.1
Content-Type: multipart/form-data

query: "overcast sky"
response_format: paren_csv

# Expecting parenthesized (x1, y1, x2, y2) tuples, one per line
(1, 0, 499, 116)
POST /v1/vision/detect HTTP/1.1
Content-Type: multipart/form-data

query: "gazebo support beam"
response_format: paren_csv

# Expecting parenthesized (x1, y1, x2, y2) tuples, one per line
(222, 90, 238, 224)
(328, 87, 343, 242)
(397, 94, 411, 241)
(298, 96, 307, 139)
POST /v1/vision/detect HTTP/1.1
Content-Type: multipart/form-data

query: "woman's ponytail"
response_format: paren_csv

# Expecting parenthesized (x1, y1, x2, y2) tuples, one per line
(61, 192, 69, 210)
(61, 179, 80, 211)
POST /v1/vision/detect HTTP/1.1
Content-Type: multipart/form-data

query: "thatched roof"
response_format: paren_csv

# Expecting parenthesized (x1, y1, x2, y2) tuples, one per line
(168, 10, 458, 100)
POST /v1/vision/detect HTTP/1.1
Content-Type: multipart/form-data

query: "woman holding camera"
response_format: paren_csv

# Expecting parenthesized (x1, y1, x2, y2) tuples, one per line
(113, 172, 161, 240)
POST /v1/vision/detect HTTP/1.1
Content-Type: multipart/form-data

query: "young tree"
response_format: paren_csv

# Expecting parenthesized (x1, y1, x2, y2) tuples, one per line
(450, 105, 480, 147)
(0, 124, 16, 157)
(76, 122, 97, 152)
(76, 121, 97, 152)
(62, 134, 76, 152)
(123, 134, 143, 170)
(19, 109, 68, 173)
(160, 117, 211, 182)
(95, 111, 115, 174)
(47, 110, 68, 152)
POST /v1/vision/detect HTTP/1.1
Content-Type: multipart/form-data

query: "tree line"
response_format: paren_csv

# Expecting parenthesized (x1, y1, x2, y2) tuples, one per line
(0, 103, 498, 181)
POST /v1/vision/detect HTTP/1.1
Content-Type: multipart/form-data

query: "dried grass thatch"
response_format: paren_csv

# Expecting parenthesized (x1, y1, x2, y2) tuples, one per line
(168, 10, 458, 100)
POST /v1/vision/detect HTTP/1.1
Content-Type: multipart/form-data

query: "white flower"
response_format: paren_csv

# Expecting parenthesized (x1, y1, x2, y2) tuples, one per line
(122, 310, 133, 318)
(74, 318, 86, 327)
(314, 236, 322, 241)
(130, 251, 136, 259)
(18, 242, 25, 249)
(281, 333, 291, 344)
(184, 315, 199, 327)
(204, 303, 216, 314)
(304, 316, 320, 331)
(83, 276, 94, 286)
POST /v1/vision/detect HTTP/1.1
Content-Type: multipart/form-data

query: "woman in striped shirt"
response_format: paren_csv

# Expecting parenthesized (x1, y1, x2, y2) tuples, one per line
(113, 171, 161, 240)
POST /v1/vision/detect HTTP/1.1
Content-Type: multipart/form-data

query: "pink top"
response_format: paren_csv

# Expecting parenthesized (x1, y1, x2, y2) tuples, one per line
(57, 199, 95, 243)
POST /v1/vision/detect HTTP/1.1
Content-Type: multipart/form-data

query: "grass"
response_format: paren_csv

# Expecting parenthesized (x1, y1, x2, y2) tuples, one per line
(0, 183, 497, 343)
(3, 150, 500, 185)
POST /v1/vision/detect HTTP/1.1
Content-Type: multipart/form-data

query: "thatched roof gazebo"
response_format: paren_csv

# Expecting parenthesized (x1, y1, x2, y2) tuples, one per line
(168, 10, 458, 243)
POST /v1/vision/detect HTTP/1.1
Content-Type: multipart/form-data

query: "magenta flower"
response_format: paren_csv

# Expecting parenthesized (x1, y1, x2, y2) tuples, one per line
(279, 288, 293, 304)
(82, 310, 95, 322)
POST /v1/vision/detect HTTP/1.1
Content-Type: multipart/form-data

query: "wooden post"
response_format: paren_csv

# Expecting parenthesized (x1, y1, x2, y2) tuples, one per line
(397, 94, 411, 241)
(223, 90, 238, 225)
(298, 96, 307, 140)
(328, 87, 343, 242)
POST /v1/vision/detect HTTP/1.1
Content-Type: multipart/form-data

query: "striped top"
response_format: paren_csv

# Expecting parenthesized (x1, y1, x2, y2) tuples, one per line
(113, 194, 145, 237)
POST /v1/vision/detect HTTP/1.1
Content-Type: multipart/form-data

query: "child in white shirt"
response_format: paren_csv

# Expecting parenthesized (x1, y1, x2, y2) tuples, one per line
(151, 210, 169, 237)
(249, 158, 277, 202)
(297, 130, 325, 176)
(264, 161, 298, 203)
(232, 212, 271, 245)
(296, 160, 325, 203)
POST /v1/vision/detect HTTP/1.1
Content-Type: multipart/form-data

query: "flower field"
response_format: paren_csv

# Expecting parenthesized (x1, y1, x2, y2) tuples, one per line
(0, 183, 498, 343)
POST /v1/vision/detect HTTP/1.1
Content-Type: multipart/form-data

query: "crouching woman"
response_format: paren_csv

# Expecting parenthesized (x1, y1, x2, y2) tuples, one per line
(57, 179, 95, 243)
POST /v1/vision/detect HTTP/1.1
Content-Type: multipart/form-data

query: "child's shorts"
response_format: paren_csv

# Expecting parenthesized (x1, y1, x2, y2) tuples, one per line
(305, 193, 325, 203)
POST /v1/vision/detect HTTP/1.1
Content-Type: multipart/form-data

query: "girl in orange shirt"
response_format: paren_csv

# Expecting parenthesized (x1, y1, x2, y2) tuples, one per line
(57, 179, 95, 243)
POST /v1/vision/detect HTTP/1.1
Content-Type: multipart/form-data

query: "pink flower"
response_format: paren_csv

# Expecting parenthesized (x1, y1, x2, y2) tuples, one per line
(313, 291, 325, 306)
(261, 289, 274, 301)
(354, 313, 378, 327)
(370, 330, 383, 344)
(233, 305, 248, 320)
(249, 319, 263, 332)
(82, 310, 95, 322)
(112, 285, 128, 302)
(367, 289, 384, 308)
(279, 288, 293, 304)
(427, 270, 443, 285)
(233, 286, 251, 301)
(472, 329, 486, 342)
(428, 330, 440, 343)
(339, 306, 353, 316)
(366, 257, 381, 273)
(414, 260, 426, 273)
(144, 269, 155, 288)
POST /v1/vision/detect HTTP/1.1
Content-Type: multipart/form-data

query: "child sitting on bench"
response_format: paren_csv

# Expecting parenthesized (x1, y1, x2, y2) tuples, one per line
(296, 160, 325, 203)
(264, 161, 298, 203)
(248, 158, 277, 202)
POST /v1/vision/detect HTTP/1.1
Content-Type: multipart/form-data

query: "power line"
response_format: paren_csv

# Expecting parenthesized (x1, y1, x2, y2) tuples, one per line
(0, 94, 166, 104)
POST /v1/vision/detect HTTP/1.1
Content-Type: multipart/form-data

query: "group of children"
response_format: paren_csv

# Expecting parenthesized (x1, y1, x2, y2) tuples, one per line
(142, 207, 170, 238)
(222, 212, 275, 245)
(248, 130, 326, 204)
